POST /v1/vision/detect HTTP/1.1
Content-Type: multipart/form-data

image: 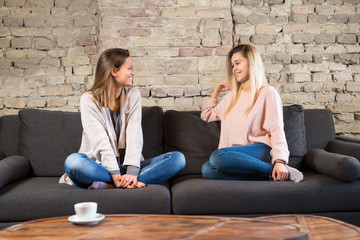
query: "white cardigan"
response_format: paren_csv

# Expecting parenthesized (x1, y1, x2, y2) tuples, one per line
(59, 87, 143, 184)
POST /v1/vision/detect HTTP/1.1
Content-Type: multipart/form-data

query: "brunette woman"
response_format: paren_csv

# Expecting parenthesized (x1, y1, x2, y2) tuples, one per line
(60, 48, 185, 189)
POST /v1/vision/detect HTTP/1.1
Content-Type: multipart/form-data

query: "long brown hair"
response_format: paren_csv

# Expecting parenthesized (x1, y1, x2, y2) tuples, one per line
(89, 48, 130, 110)
(224, 44, 268, 117)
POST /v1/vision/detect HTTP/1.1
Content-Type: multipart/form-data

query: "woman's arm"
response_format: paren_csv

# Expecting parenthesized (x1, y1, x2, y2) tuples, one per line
(260, 88, 291, 181)
(211, 80, 229, 99)
(262, 88, 290, 165)
(80, 93, 121, 176)
(201, 80, 230, 122)
(123, 89, 143, 169)
(118, 89, 146, 188)
(272, 161, 290, 181)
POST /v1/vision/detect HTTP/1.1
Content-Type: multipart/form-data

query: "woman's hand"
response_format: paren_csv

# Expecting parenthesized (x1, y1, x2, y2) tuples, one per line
(119, 174, 137, 188)
(211, 80, 230, 99)
(127, 181, 146, 189)
(111, 174, 122, 188)
(272, 162, 289, 181)
(111, 174, 146, 188)
(119, 174, 146, 188)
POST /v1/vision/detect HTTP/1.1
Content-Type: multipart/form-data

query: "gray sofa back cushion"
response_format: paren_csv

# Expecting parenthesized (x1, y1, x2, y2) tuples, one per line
(141, 106, 163, 159)
(0, 115, 20, 156)
(17, 107, 163, 177)
(18, 109, 83, 177)
(304, 109, 336, 150)
(164, 111, 220, 176)
(283, 104, 307, 168)
(164, 105, 306, 176)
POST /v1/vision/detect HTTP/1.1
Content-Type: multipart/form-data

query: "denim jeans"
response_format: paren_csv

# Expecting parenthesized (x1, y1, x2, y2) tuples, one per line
(202, 143, 273, 180)
(65, 151, 186, 188)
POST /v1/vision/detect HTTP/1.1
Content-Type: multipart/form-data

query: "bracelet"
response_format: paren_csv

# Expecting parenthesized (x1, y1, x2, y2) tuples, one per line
(274, 160, 286, 165)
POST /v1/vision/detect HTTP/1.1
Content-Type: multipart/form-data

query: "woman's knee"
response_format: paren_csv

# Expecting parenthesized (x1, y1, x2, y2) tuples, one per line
(169, 151, 186, 171)
(201, 161, 217, 179)
(209, 149, 226, 170)
(64, 153, 84, 171)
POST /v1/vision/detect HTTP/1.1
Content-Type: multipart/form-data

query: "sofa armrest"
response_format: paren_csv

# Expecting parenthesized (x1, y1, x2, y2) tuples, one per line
(305, 148, 360, 182)
(0, 151, 6, 160)
(0, 155, 31, 189)
(335, 136, 360, 144)
(326, 139, 360, 161)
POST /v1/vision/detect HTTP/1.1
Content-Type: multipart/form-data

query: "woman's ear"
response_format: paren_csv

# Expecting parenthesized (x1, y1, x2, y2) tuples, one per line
(110, 67, 117, 77)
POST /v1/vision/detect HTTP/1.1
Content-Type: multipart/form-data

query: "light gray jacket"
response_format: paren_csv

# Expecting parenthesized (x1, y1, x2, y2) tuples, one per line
(59, 87, 143, 184)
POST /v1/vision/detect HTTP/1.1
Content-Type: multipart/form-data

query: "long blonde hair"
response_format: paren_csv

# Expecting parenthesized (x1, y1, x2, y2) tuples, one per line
(224, 44, 268, 117)
(89, 48, 130, 110)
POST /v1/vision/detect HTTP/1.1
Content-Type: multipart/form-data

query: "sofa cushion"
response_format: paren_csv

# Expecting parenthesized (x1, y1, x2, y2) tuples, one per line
(0, 155, 31, 188)
(171, 171, 360, 215)
(141, 106, 163, 159)
(18, 109, 83, 177)
(305, 148, 360, 182)
(0, 177, 171, 222)
(0, 151, 6, 160)
(304, 109, 336, 150)
(18, 107, 163, 177)
(164, 111, 220, 176)
(283, 104, 307, 168)
(164, 105, 306, 176)
(326, 139, 360, 162)
(0, 115, 20, 156)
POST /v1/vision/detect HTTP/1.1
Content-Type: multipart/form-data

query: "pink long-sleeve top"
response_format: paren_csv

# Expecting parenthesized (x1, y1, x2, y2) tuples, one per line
(201, 86, 289, 164)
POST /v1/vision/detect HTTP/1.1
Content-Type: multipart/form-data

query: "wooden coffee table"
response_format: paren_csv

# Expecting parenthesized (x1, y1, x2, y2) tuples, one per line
(0, 214, 359, 239)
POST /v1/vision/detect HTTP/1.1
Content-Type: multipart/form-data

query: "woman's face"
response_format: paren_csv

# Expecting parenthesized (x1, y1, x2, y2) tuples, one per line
(231, 52, 249, 84)
(111, 57, 134, 88)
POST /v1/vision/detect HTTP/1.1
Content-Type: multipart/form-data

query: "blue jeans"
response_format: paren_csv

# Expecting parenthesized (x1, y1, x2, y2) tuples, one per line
(202, 143, 273, 180)
(65, 151, 186, 188)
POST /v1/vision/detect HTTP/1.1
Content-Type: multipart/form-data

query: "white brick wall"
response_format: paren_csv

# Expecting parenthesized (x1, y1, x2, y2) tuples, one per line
(0, 0, 359, 136)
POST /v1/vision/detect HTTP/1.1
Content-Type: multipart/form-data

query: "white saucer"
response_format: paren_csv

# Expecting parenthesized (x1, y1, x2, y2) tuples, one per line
(68, 213, 105, 225)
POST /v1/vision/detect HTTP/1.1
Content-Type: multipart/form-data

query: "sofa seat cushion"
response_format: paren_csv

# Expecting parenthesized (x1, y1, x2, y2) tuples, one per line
(0, 177, 171, 222)
(171, 172, 360, 215)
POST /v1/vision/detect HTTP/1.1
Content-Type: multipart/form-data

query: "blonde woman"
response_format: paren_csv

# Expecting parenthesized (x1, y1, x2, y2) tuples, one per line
(201, 44, 303, 182)
(60, 48, 185, 189)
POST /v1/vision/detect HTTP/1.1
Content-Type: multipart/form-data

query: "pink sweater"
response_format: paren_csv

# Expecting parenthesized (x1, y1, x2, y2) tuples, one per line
(201, 86, 289, 164)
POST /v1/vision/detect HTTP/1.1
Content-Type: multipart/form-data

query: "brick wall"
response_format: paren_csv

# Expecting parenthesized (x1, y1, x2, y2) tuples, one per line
(0, 0, 98, 114)
(0, 0, 359, 136)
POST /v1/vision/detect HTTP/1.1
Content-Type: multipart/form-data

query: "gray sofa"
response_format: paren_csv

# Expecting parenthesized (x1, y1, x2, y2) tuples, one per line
(0, 105, 359, 230)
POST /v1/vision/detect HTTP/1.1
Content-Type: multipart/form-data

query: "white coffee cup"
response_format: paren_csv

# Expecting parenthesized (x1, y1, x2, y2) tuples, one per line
(74, 202, 97, 220)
